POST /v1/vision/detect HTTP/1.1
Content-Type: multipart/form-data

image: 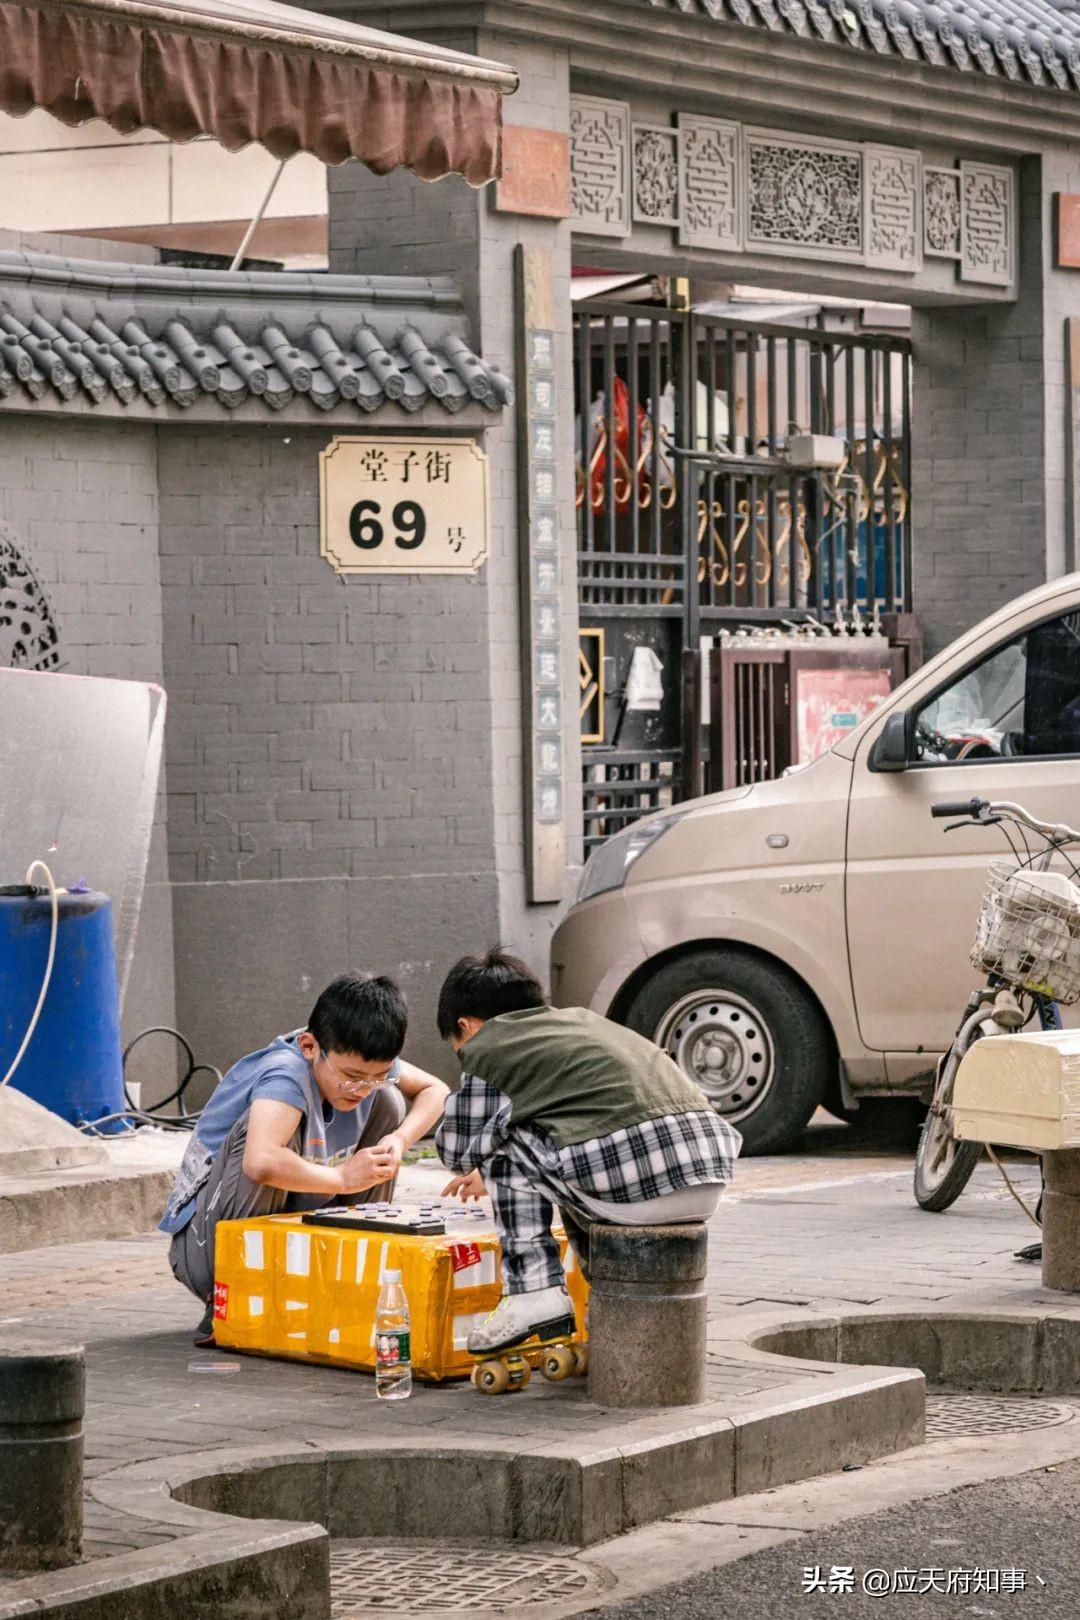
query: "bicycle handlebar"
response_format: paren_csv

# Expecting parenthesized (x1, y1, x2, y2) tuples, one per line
(930, 797, 1080, 844)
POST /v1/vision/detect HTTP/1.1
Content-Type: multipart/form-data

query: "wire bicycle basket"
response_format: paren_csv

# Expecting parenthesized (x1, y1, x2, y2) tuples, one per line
(972, 860, 1080, 1004)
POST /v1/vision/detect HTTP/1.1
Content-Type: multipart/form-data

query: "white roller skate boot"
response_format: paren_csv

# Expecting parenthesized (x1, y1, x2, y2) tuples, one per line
(467, 1285, 575, 1354)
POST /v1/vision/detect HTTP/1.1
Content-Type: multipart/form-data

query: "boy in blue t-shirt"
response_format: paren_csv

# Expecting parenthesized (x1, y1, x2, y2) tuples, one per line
(162, 974, 449, 1344)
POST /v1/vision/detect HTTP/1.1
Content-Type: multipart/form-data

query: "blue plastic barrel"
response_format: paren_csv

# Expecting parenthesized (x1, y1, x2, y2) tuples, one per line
(0, 888, 127, 1132)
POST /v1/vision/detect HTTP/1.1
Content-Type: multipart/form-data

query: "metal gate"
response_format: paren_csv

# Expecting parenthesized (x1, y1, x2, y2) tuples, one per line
(575, 298, 913, 850)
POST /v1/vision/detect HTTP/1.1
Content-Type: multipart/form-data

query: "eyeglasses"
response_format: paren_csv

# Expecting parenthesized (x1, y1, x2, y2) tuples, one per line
(318, 1048, 391, 1092)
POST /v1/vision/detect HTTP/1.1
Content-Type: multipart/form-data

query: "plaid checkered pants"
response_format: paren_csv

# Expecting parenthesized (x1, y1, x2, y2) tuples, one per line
(438, 1074, 740, 1295)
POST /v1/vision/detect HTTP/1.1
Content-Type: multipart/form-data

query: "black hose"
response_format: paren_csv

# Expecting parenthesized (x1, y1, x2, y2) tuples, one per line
(117, 1026, 221, 1129)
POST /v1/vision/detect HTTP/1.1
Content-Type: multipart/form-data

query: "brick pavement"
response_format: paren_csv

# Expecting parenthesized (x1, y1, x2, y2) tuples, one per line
(0, 1156, 1056, 1574)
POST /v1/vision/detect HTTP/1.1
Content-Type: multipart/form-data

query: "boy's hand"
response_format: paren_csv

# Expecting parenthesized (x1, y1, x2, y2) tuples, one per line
(375, 1132, 406, 1175)
(337, 1144, 397, 1194)
(443, 1169, 487, 1202)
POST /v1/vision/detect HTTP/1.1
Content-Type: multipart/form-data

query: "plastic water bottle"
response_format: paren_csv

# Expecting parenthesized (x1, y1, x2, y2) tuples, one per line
(374, 1268, 412, 1400)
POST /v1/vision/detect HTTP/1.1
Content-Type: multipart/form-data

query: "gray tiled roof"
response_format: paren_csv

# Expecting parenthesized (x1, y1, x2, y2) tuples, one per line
(648, 0, 1080, 92)
(0, 252, 510, 416)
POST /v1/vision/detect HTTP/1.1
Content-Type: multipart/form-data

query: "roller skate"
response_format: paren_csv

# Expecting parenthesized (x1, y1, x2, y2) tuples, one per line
(467, 1285, 588, 1395)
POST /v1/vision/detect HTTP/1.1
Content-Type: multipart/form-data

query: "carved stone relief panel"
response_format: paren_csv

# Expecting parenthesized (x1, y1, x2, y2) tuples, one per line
(923, 166, 962, 259)
(677, 113, 741, 251)
(960, 161, 1014, 286)
(569, 94, 632, 238)
(566, 94, 1014, 289)
(865, 145, 922, 273)
(632, 124, 679, 228)
(0, 521, 61, 672)
(744, 129, 864, 259)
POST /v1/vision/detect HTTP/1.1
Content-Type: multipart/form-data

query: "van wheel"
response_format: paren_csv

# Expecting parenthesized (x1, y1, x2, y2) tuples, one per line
(622, 950, 829, 1155)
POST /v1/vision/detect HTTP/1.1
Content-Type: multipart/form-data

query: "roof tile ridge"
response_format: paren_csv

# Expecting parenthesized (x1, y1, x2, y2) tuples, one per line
(0, 250, 466, 314)
(351, 320, 406, 401)
(307, 322, 361, 402)
(397, 323, 450, 399)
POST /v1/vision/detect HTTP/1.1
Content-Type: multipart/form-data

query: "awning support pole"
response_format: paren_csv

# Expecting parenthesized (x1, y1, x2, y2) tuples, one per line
(229, 159, 287, 271)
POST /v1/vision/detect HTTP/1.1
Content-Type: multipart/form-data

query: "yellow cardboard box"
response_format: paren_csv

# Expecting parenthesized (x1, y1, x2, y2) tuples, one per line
(213, 1212, 588, 1380)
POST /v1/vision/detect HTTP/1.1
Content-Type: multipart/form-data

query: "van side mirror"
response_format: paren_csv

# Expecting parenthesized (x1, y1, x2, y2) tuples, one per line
(870, 711, 912, 773)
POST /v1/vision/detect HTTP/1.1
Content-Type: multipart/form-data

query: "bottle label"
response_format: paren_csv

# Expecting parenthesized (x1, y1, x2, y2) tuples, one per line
(376, 1330, 410, 1367)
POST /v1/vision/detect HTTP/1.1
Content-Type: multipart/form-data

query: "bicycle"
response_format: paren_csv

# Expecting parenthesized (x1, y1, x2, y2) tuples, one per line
(913, 796, 1080, 1213)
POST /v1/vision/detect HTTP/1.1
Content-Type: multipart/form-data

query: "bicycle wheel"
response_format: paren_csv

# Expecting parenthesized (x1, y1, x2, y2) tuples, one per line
(913, 1041, 983, 1212)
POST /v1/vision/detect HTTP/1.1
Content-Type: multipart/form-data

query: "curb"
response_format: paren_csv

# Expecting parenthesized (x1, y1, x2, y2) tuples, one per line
(17, 1300, 1074, 1617)
(0, 1523, 328, 1620)
(0, 1353, 923, 1617)
(748, 1303, 1080, 1394)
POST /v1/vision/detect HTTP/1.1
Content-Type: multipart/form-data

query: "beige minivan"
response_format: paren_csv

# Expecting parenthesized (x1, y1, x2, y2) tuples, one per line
(551, 574, 1080, 1153)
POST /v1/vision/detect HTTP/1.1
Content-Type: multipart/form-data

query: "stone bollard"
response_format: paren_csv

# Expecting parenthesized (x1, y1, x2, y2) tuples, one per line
(1042, 1149, 1080, 1292)
(587, 1223, 708, 1408)
(0, 1341, 84, 1571)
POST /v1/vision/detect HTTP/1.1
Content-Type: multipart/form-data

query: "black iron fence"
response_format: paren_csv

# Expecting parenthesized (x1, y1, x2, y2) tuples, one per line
(575, 299, 914, 849)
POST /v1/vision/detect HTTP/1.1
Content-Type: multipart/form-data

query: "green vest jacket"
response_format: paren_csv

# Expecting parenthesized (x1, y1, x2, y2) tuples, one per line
(458, 1005, 709, 1149)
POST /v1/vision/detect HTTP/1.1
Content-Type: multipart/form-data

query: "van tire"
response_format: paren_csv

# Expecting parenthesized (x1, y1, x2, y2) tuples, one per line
(622, 949, 829, 1155)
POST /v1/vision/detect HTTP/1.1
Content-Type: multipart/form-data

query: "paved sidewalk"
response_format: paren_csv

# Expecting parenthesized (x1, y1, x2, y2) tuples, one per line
(0, 1151, 1059, 1575)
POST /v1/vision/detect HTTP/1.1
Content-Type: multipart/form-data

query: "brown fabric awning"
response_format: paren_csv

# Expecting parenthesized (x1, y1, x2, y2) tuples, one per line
(0, 0, 516, 185)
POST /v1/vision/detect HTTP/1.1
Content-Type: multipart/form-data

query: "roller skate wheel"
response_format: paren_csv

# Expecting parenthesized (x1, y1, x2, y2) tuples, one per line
(507, 1354, 531, 1390)
(540, 1344, 576, 1382)
(475, 1359, 511, 1395)
(572, 1345, 589, 1376)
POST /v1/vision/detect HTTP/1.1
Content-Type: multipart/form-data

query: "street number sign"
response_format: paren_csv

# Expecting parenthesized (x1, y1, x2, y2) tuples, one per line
(319, 436, 490, 575)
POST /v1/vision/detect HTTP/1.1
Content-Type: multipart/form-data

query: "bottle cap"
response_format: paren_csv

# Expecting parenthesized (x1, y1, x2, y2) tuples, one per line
(384, 1268, 401, 1284)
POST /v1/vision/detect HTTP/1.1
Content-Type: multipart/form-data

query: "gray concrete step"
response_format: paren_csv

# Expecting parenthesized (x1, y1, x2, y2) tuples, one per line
(0, 1130, 183, 1253)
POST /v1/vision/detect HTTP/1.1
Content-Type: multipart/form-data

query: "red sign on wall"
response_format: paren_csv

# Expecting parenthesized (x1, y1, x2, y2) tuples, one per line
(496, 126, 572, 219)
(796, 667, 893, 764)
(1057, 194, 1080, 269)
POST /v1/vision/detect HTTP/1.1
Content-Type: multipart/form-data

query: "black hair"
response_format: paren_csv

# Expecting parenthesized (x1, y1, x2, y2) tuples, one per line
(436, 947, 545, 1039)
(308, 974, 407, 1061)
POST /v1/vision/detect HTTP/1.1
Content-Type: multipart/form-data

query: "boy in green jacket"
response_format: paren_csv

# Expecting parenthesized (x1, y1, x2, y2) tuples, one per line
(436, 948, 740, 1355)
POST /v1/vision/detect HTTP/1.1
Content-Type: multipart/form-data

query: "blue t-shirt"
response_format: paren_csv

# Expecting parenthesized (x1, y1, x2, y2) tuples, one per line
(159, 1032, 399, 1234)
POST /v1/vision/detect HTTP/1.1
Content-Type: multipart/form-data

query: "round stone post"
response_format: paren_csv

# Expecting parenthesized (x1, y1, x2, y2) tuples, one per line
(0, 1341, 84, 1571)
(587, 1224, 708, 1408)
(1042, 1150, 1080, 1291)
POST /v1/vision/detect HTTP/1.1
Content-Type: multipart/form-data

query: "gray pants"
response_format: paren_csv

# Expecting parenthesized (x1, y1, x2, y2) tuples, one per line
(556, 1182, 721, 1286)
(169, 1085, 407, 1302)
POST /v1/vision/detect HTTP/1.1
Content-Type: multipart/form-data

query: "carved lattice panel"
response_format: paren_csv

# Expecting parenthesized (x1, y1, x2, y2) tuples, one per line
(960, 161, 1014, 286)
(865, 145, 922, 272)
(923, 166, 961, 259)
(569, 94, 631, 239)
(677, 114, 741, 251)
(744, 130, 864, 259)
(0, 521, 61, 672)
(632, 124, 679, 227)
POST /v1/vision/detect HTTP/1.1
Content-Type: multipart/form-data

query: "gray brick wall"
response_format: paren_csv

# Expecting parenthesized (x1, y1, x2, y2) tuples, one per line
(0, 415, 176, 1056)
(158, 426, 500, 1075)
(911, 159, 1049, 656)
(0, 418, 163, 680)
